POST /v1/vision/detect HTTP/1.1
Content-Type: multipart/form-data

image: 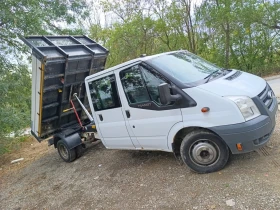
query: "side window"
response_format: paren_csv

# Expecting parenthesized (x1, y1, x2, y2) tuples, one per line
(88, 75, 121, 111)
(120, 66, 150, 104)
(141, 65, 167, 105)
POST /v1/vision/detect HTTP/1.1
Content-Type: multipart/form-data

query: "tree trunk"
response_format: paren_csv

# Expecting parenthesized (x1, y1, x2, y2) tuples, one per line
(225, 21, 230, 68)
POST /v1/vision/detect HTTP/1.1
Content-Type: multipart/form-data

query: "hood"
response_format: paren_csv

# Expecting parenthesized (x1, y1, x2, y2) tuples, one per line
(196, 70, 266, 97)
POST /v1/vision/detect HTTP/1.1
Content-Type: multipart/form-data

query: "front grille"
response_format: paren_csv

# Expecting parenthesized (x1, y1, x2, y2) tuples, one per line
(258, 83, 275, 111)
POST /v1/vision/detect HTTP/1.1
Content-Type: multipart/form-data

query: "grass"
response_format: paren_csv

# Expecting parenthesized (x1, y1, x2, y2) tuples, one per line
(0, 135, 30, 155)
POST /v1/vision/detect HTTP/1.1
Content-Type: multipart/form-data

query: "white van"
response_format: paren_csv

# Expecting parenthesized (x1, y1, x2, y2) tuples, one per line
(84, 50, 278, 173)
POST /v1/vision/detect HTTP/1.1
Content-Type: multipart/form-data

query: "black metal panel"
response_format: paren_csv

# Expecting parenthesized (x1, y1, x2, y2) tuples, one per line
(22, 35, 109, 59)
(74, 36, 96, 44)
(22, 35, 109, 140)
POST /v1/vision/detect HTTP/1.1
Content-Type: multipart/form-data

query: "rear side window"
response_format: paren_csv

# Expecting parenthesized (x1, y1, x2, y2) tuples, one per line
(88, 75, 121, 111)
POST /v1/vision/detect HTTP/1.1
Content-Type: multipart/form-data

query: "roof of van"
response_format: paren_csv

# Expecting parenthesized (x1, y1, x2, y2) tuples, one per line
(86, 50, 182, 80)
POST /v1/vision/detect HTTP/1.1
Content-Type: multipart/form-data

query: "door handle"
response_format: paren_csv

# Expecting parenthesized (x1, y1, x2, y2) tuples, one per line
(99, 114, 103, 121)
(125, 110, 130, 118)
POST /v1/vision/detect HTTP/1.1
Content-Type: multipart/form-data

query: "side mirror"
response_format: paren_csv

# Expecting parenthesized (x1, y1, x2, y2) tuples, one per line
(158, 83, 181, 105)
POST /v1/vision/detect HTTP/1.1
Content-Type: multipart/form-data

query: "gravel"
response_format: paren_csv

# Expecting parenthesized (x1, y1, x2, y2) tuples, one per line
(0, 110, 280, 210)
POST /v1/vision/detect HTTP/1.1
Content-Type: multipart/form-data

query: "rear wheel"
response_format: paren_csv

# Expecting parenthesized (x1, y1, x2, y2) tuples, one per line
(57, 140, 77, 162)
(180, 130, 229, 173)
(75, 144, 84, 158)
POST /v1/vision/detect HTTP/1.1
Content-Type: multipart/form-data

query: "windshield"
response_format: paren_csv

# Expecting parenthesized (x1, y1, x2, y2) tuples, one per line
(148, 51, 222, 84)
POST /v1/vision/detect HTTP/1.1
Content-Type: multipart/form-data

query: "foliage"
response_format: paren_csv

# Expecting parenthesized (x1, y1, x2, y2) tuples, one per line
(197, 0, 280, 74)
(0, 0, 89, 56)
(0, 63, 31, 154)
(0, 65, 31, 135)
(89, 0, 280, 77)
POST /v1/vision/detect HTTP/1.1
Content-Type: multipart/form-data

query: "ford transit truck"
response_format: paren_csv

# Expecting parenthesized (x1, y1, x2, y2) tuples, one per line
(22, 35, 278, 173)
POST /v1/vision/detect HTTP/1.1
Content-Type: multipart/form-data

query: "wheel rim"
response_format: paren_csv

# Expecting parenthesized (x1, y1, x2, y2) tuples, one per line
(189, 140, 220, 166)
(58, 143, 69, 160)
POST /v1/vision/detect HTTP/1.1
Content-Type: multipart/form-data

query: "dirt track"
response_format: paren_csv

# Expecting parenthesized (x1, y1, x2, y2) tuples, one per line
(1, 111, 280, 210)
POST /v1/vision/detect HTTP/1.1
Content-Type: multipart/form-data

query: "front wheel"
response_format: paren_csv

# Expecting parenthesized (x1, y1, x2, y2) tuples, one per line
(57, 140, 77, 162)
(180, 130, 229, 173)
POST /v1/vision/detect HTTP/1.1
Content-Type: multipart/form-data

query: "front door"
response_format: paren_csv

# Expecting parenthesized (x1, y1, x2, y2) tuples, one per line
(115, 64, 183, 150)
(87, 73, 135, 149)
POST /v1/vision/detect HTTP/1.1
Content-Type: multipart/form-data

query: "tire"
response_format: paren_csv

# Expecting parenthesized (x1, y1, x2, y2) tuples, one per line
(180, 130, 229, 173)
(57, 140, 77, 162)
(75, 144, 84, 158)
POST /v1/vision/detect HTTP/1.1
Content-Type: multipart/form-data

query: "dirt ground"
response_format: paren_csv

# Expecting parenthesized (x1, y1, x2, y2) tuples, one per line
(1, 111, 280, 210)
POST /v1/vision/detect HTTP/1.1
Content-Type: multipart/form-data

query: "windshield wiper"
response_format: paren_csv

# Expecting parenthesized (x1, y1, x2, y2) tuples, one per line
(204, 70, 222, 83)
(221, 68, 231, 76)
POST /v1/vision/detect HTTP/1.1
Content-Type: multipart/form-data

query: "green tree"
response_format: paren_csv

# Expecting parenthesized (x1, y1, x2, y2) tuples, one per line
(196, 0, 280, 74)
(90, 0, 280, 74)
(1, 0, 89, 56)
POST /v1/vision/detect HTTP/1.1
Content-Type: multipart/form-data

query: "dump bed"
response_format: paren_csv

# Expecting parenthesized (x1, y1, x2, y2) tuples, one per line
(22, 35, 108, 141)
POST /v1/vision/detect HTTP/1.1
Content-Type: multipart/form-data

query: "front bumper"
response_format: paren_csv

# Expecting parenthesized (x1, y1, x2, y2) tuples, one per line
(210, 96, 278, 154)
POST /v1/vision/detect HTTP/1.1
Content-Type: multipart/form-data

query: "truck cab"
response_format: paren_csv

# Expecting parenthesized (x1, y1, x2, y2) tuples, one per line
(85, 50, 278, 173)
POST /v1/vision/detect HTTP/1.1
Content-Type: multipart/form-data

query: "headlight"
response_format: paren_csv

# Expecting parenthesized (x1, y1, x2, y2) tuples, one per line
(226, 96, 260, 121)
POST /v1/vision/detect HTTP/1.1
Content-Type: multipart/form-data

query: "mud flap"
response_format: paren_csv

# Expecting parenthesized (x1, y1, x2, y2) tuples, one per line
(54, 133, 82, 150)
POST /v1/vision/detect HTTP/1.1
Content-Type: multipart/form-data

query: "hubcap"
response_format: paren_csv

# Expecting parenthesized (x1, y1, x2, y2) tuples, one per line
(190, 141, 219, 166)
(58, 144, 69, 159)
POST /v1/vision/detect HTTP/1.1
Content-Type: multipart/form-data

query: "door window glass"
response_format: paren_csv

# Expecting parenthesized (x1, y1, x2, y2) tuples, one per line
(88, 75, 121, 111)
(141, 66, 167, 105)
(120, 66, 150, 104)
